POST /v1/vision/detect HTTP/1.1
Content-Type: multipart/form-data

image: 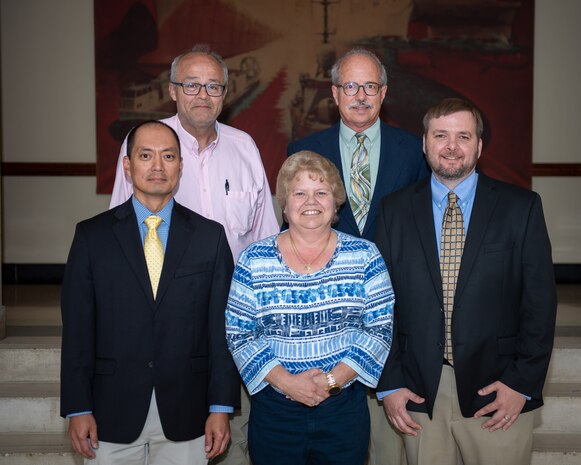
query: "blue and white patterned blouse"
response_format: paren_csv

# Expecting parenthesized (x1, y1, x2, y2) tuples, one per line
(225, 230, 394, 395)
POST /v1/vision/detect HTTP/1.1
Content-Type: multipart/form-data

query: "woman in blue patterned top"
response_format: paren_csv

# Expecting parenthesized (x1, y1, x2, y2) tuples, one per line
(226, 151, 394, 465)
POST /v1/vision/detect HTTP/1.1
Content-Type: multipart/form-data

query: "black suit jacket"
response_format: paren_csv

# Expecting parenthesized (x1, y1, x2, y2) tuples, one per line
(288, 121, 430, 241)
(60, 200, 240, 443)
(375, 174, 557, 418)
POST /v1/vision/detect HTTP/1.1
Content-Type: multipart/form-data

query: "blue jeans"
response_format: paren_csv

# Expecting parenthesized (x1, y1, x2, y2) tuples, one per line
(249, 382, 370, 465)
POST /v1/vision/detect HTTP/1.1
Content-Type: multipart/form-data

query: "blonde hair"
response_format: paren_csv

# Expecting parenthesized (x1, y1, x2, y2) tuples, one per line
(276, 151, 346, 224)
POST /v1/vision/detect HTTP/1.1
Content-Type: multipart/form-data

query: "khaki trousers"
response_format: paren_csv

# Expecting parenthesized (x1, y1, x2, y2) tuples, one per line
(368, 392, 407, 465)
(86, 391, 207, 465)
(404, 366, 534, 465)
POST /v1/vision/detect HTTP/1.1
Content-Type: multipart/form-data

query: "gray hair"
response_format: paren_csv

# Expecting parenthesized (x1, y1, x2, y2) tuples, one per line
(170, 44, 228, 85)
(330, 48, 387, 86)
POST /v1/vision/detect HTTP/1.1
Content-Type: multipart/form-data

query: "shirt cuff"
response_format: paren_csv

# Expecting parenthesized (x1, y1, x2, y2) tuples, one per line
(376, 389, 400, 401)
(209, 405, 234, 414)
(67, 411, 92, 418)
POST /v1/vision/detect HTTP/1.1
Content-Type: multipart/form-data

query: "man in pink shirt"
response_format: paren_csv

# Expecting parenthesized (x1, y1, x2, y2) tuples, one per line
(110, 45, 279, 263)
(110, 45, 279, 465)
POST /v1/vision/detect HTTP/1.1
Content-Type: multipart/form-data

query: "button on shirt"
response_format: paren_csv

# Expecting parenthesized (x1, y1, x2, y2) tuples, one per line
(110, 115, 280, 262)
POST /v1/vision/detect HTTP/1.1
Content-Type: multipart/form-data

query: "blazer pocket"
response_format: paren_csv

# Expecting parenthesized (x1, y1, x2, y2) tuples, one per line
(483, 242, 514, 254)
(175, 263, 211, 278)
(95, 358, 116, 375)
(498, 336, 517, 355)
(190, 356, 209, 374)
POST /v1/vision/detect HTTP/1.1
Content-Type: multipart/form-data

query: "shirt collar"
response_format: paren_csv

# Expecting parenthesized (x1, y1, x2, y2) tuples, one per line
(431, 170, 478, 209)
(339, 118, 380, 147)
(174, 117, 220, 153)
(131, 196, 174, 226)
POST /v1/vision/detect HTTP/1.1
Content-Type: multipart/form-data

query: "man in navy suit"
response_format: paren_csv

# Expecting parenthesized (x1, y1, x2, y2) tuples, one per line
(288, 47, 429, 464)
(375, 98, 556, 465)
(61, 120, 240, 464)
(288, 47, 429, 243)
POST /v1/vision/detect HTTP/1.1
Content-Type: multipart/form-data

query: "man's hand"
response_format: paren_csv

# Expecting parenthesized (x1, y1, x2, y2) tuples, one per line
(382, 388, 425, 436)
(474, 381, 527, 432)
(204, 412, 231, 459)
(68, 414, 98, 459)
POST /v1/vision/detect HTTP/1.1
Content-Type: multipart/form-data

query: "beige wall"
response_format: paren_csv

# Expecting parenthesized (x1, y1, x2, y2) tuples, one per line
(1, 0, 580, 264)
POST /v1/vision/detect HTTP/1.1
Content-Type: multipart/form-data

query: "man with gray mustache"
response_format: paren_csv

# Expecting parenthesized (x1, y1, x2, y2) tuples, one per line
(287, 47, 430, 465)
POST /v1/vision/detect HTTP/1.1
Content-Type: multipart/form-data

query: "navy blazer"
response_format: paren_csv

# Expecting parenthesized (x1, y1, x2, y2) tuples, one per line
(60, 200, 240, 443)
(288, 121, 430, 241)
(375, 174, 557, 418)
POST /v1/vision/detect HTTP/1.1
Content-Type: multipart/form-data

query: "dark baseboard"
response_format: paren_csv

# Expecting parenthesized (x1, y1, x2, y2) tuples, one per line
(3, 263, 581, 285)
(554, 264, 581, 284)
(3, 264, 65, 284)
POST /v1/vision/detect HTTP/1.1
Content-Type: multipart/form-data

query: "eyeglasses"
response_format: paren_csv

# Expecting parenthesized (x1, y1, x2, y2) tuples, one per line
(335, 81, 383, 96)
(171, 81, 226, 97)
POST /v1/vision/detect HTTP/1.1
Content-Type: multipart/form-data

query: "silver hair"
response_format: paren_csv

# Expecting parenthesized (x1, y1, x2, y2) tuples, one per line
(330, 48, 387, 86)
(170, 44, 229, 85)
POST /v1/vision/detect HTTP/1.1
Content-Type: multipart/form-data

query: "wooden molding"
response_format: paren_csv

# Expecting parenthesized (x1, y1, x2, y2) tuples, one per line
(531, 163, 581, 177)
(1, 162, 580, 177)
(1, 162, 96, 176)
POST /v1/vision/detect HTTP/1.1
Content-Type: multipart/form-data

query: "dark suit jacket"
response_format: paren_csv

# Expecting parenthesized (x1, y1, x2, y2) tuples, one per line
(60, 199, 240, 443)
(374, 174, 557, 418)
(287, 121, 430, 241)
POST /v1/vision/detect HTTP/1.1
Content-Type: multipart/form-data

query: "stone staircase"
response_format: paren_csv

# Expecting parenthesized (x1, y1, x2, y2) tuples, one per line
(0, 284, 580, 464)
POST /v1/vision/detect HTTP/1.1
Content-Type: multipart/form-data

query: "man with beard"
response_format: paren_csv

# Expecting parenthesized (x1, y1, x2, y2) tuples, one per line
(374, 98, 557, 465)
(287, 47, 429, 465)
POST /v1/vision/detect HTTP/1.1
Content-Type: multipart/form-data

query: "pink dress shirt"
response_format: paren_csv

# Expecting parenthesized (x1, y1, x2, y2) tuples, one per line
(110, 115, 280, 261)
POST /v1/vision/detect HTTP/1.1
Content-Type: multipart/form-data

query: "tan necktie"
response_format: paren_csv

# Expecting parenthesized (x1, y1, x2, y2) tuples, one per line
(144, 216, 164, 299)
(439, 192, 465, 365)
(350, 133, 371, 233)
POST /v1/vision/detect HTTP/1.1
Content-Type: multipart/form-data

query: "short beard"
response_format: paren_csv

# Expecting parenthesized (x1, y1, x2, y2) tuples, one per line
(432, 164, 472, 181)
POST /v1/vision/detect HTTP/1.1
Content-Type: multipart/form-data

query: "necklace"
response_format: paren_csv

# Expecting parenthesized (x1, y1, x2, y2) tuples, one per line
(288, 230, 332, 273)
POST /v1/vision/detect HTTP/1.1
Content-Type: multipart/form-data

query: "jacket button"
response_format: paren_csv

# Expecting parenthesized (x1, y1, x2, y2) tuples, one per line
(148, 361, 155, 368)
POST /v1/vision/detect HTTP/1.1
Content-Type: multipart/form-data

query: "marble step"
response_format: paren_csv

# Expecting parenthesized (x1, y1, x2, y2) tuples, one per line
(0, 433, 80, 465)
(2, 336, 579, 383)
(0, 381, 578, 435)
(0, 432, 578, 465)
(536, 383, 581, 433)
(0, 336, 60, 382)
(0, 383, 66, 433)
(532, 432, 581, 465)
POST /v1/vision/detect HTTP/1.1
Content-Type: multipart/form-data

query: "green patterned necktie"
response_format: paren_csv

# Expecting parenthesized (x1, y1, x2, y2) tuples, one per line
(350, 133, 371, 233)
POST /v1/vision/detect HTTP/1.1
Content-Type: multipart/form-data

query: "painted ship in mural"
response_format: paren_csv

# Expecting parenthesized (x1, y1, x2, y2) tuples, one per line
(109, 55, 261, 141)
(289, 0, 524, 141)
(289, 0, 339, 141)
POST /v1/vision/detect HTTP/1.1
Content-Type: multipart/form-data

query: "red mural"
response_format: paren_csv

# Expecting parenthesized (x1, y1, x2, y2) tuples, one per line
(95, 0, 534, 193)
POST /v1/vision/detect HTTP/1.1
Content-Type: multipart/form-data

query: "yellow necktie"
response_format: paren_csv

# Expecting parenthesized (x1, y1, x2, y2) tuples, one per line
(144, 216, 164, 299)
(439, 192, 465, 365)
(350, 133, 371, 233)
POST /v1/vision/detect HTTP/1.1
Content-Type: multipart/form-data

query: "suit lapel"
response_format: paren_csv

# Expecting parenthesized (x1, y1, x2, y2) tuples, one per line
(412, 180, 444, 305)
(364, 123, 407, 238)
(112, 200, 155, 304)
(154, 202, 195, 306)
(455, 175, 499, 300)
